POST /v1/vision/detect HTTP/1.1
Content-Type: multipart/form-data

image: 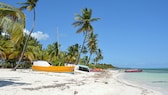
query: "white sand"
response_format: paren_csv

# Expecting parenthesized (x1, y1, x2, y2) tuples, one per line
(0, 69, 162, 95)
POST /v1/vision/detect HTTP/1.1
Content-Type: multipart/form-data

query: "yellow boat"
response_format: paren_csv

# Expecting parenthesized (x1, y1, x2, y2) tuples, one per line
(32, 66, 75, 73)
(32, 60, 75, 73)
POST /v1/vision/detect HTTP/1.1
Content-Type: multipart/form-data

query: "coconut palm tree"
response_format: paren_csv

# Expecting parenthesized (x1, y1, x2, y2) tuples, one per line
(87, 32, 98, 64)
(0, 40, 15, 67)
(7, 36, 42, 67)
(26, 37, 42, 60)
(0, 2, 25, 25)
(40, 49, 49, 61)
(47, 42, 60, 63)
(94, 49, 103, 65)
(82, 56, 89, 65)
(0, 2, 25, 45)
(58, 51, 67, 65)
(66, 44, 79, 63)
(14, 0, 38, 70)
(72, 8, 100, 64)
(0, 2, 25, 66)
(23, 36, 42, 62)
(0, 40, 9, 61)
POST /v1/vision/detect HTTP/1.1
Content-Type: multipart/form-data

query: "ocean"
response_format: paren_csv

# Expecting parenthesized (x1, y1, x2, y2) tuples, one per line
(119, 68, 168, 95)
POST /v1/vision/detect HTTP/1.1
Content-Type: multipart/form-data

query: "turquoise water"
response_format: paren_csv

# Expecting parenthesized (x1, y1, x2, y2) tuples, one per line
(120, 69, 168, 95)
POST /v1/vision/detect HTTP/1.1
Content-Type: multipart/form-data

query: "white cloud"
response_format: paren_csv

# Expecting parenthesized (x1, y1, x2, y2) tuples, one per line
(24, 29, 49, 41)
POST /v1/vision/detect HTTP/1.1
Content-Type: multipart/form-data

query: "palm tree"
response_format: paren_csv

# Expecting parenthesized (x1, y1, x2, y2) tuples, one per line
(0, 40, 15, 67)
(13, 0, 38, 70)
(27, 37, 42, 60)
(81, 56, 89, 65)
(66, 44, 79, 63)
(0, 2, 25, 25)
(23, 36, 42, 62)
(58, 51, 67, 65)
(87, 32, 98, 65)
(0, 40, 9, 61)
(94, 49, 103, 65)
(0, 2, 25, 66)
(47, 42, 60, 63)
(72, 8, 100, 64)
(7, 36, 42, 67)
(0, 2, 25, 45)
(40, 49, 49, 61)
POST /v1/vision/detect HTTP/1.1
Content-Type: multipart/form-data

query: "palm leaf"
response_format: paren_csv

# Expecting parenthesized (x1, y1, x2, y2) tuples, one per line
(8, 51, 20, 60)
(90, 18, 100, 22)
(24, 52, 34, 62)
(0, 2, 26, 28)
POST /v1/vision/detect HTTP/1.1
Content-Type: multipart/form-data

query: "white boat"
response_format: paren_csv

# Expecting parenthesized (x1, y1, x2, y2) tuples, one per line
(74, 65, 90, 72)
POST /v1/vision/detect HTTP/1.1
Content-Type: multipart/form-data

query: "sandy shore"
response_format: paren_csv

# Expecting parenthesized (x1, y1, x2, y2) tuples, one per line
(0, 69, 162, 95)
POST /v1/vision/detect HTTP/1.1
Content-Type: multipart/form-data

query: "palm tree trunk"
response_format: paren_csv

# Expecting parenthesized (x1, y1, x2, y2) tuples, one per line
(87, 52, 92, 65)
(75, 31, 87, 64)
(13, 9, 36, 70)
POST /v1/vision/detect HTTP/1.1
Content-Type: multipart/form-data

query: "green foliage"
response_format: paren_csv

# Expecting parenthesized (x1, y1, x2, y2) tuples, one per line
(89, 63, 95, 68)
(89, 63, 114, 69)
(1, 62, 11, 68)
(52, 61, 64, 66)
(19, 61, 32, 68)
(72, 8, 100, 64)
(0, 3, 115, 69)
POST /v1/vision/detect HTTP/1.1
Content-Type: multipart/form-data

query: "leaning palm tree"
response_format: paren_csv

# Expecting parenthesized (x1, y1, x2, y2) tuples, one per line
(13, 0, 38, 70)
(72, 8, 100, 64)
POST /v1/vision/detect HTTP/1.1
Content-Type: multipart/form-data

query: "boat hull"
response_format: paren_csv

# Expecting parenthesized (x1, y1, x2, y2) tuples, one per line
(125, 69, 143, 72)
(32, 65, 75, 73)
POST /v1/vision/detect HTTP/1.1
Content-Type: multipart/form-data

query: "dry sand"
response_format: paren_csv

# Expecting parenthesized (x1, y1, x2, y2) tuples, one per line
(0, 69, 162, 95)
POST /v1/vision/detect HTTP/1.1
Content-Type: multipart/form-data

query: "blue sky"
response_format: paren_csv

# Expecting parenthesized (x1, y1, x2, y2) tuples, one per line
(2, 0, 168, 68)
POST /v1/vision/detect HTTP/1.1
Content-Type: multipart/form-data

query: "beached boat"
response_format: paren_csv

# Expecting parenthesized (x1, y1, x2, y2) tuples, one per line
(90, 68, 103, 72)
(125, 69, 143, 72)
(32, 60, 75, 73)
(74, 65, 90, 72)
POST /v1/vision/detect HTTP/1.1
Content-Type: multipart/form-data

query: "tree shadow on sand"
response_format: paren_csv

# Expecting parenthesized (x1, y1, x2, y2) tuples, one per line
(0, 79, 31, 87)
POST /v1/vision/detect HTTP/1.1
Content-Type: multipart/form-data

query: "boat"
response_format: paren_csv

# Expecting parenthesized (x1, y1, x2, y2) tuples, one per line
(74, 65, 90, 72)
(125, 69, 143, 72)
(90, 68, 104, 72)
(32, 60, 75, 73)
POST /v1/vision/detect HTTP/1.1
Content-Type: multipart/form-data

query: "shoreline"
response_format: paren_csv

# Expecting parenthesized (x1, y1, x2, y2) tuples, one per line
(0, 69, 163, 95)
(114, 72, 163, 95)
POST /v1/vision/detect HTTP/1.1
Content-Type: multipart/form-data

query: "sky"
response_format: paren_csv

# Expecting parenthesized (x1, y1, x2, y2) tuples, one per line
(2, 0, 168, 68)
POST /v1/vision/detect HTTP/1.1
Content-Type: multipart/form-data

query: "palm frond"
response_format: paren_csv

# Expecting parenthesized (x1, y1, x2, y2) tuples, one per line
(0, 2, 26, 28)
(76, 27, 86, 33)
(17, 0, 39, 11)
(8, 51, 20, 59)
(19, 6, 27, 10)
(24, 52, 34, 62)
(90, 18, 100, 22)
(72, 21, 84, 27)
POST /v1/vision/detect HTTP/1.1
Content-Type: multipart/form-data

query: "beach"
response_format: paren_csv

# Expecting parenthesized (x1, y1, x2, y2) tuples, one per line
(0, 69, 162, 95)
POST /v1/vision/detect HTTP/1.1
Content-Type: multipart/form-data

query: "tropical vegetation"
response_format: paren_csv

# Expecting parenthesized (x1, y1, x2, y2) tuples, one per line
(0, 1, 114, 69)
